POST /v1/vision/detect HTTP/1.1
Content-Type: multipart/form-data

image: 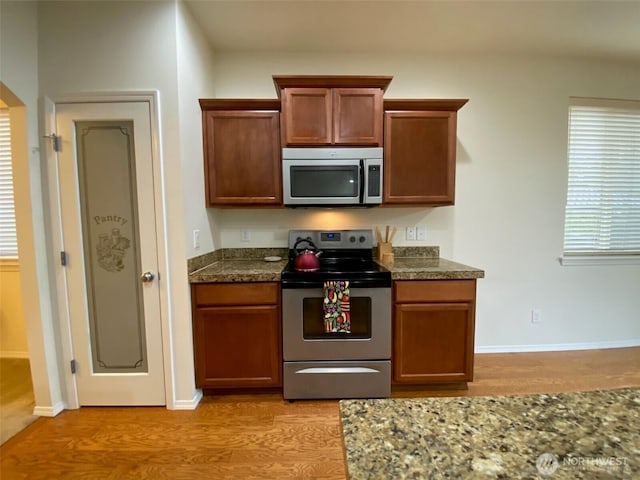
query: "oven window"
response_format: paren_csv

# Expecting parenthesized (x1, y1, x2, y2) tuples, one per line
(290, 166, 359, 198)
(302, 296, 371, 339)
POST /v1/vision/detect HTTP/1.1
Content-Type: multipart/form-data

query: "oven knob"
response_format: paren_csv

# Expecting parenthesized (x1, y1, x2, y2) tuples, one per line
(359, 236, 366, 243)
(349, 236, 356, 243)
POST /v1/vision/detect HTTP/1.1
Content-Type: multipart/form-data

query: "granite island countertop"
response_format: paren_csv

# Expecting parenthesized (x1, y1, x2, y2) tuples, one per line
(188, 246, 484, 283)
(340, 388, 639, 479)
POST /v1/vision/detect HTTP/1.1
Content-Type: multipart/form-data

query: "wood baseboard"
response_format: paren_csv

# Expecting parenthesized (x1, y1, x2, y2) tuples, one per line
(0, 351, 29, 359)
(170, 389, 203, 410)
(475, 339, 640, 353)
(32, 401, 65, 417)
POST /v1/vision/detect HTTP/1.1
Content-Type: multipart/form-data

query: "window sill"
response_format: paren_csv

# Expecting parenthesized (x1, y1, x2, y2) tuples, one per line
(0, 257, 19, 272)
(559, 255, 640, 266)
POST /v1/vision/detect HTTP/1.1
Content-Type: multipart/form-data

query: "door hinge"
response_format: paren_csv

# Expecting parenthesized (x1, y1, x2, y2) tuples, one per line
(60, 251, 68, 266)
(70, 359, 77, 374)
(43, 133, 61, 152)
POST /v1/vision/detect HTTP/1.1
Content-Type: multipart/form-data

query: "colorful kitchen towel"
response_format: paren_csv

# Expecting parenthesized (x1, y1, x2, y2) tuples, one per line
(323, 280, 351, 333)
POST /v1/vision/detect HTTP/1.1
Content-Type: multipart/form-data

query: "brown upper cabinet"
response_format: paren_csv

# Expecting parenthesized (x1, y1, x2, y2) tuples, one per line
(383, 99, 468, 206)
(200, 99, 282, 206)
(200, 80, 469, 208)
(273, 75, 392, 146)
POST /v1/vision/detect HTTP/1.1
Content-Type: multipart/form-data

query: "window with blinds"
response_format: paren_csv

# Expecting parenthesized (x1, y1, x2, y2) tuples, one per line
(0, 108, 18, 257)
(562, 97, 640, 265)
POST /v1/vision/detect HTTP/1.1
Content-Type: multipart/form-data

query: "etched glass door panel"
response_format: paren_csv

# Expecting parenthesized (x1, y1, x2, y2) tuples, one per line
(56, 100, 165, 406)
(76, 121, 147, 373)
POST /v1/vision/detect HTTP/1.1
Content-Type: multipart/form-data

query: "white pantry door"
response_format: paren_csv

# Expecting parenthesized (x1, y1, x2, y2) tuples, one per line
(56, 101, 165, 405)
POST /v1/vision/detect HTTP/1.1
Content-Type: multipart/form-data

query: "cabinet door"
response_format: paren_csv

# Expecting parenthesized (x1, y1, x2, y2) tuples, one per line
(393, 302, 474, 383)
(282, 88, 332, 145)
(384, 111, 456, 205)
(203, 110, 281, 205)
(333, 88, 383, 145)
(194, 305, 282, 388)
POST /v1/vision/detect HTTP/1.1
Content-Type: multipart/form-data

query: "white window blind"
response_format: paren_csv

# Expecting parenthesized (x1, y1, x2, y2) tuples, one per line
(562, 98, 640, 263)
(0, 108, 18, 257)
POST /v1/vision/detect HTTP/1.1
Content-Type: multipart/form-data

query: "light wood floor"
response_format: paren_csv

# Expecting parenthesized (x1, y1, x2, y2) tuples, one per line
(0, 358, 36, 445)
(1, 347, 639, 480)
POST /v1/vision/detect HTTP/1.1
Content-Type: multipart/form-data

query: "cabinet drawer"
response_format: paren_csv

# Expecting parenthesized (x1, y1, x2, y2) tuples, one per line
(394, 280, 476, 303)
(193, 282, 279, 306)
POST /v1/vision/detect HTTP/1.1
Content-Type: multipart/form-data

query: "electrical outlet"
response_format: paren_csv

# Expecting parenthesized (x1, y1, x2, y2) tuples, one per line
(193, 229, 200, 249)
(406, 226, 416, 241)
(241, 229, 251, 242)
(416, 226, 426, 241)
(531, 309, 542, 324)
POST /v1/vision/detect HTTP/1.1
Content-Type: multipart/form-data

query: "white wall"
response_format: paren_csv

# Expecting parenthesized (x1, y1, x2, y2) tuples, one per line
(1, 0, 65, 415)
(37, 0, 198, 407)
(174, 1, 218, 405)
(176, 1, 218, 257)
(211, 51, 640, 351)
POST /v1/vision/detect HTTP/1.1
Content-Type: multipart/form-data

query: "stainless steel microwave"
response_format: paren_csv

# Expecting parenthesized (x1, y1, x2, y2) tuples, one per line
(282, 147, 383, 207)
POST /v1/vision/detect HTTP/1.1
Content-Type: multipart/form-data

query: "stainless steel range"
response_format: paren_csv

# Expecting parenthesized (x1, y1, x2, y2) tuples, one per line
(281, 229, 392, 399)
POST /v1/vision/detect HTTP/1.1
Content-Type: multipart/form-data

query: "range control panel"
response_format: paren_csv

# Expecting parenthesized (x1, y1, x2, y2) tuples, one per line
(289, 229, 374, 249)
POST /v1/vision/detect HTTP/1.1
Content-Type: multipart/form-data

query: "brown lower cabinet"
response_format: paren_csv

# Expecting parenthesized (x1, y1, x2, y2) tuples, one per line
(192, 282, 282, 388)
(393, 279, 476, 384)
(192, 278, 477, 390)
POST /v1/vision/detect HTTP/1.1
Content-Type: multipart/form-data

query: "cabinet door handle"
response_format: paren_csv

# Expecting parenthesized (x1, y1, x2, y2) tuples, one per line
(358, 159, 365, 203)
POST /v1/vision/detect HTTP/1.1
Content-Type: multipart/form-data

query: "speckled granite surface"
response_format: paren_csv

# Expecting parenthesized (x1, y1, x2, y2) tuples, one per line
(376, 246, 440, 259)
(188, 247, 484, 283)
(387, 257, 485, 280)
(189, 248, 288, 283)
(188, 248, 288, 274)
(340, 388, 639, 479)
(187, 250, 222, 273)
(189, 258, 287, 282)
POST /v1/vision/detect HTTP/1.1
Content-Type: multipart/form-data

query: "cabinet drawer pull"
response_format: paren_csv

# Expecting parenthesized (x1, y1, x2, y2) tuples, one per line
(296, 367, 380, 374)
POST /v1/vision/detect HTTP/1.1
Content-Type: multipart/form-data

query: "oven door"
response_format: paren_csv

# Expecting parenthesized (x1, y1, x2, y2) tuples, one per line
(283, 159, 362, 205)
(282, 286, 391, 361)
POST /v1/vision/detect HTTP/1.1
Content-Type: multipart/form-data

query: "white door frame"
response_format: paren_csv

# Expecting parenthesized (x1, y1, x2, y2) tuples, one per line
(43, 91, 174, 409)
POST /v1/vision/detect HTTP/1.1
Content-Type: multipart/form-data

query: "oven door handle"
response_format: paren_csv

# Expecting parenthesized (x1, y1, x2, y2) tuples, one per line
(358, 159, 365, 204)
(295, 367, 382, 374)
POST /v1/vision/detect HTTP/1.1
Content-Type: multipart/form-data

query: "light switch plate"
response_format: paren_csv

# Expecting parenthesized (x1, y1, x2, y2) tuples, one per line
(531, 309, 542, 324)
(416, 226, 426, 241)
(406, 227, 416, 241)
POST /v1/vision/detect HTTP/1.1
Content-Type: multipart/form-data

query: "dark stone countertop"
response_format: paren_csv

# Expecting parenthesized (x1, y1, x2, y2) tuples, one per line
(340, 388, 639, 479)
(188, 248, 287, 283)
(386, 257, 485, 280)
(188, 247, 484, 283)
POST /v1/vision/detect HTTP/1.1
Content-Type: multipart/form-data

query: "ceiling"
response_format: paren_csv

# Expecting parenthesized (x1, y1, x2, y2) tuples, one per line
(184, 0, 640, 62)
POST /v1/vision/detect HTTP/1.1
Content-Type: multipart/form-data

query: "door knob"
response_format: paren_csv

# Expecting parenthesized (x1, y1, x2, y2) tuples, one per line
(140, 272, 155, 283)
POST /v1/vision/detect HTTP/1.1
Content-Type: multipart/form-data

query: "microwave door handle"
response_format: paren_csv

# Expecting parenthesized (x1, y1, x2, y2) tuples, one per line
(359, 159, 365, 203)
